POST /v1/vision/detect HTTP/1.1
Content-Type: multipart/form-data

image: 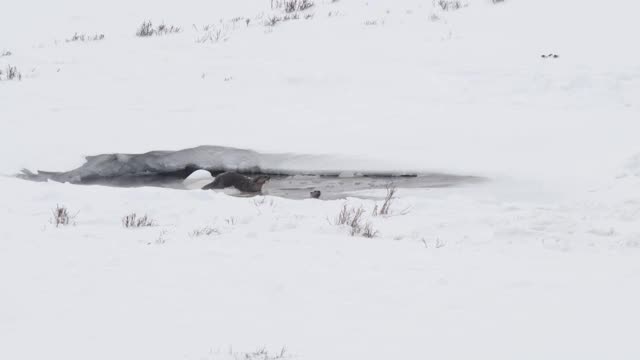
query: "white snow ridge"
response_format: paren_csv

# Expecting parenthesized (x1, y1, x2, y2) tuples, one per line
(2, 0, 640, 359)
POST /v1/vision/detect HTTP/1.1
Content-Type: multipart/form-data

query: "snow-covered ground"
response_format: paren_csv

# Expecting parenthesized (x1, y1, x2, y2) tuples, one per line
(2, 0, 640, 359)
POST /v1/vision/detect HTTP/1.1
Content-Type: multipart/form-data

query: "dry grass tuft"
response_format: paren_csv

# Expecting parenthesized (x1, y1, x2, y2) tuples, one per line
(122, 213, 156, 228)
(50, 205, 77, 227)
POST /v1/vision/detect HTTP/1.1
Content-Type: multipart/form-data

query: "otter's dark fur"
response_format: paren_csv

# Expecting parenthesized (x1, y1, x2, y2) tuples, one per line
(202, 172, 270, 193)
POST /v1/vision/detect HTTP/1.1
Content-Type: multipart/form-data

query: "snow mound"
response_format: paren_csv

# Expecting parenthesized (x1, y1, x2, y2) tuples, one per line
(183, 169, 214, 190)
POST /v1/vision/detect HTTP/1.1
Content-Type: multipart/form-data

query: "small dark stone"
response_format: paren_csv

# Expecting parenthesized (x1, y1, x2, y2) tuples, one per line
(310, 190, 321, 199)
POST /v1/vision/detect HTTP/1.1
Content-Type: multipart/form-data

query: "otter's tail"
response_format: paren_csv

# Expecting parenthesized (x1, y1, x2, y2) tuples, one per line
(17, 168, 60, 182)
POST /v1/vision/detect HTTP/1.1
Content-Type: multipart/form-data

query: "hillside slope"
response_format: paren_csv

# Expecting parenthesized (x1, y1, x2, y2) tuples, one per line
(2, 1, 640, 359)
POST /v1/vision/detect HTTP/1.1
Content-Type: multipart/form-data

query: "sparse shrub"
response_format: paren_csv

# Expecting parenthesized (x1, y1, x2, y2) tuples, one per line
(225, 17, 251, 28)
(491, 0, 504, 3)
(272, 0, 314, 12)
(265, 15, 282, 26)
(284, 1, 297, 12)
(224, 347, 290, 360)
(362, 222, 379, 238)
(347, 206, 365, 236)
(156, 230, 168, 244)
(122, 213, 156, 228)
(189, 226, 220, 237)
(298, 0, 315, 11)
(1, 65, 22, 81)
(437, 0, 465, 11)
(66, 33, 105, 42)
(372, 185, 411, 216)
(156, 23, 182, 35)
(252, 197, 275, 214)
(333, 204, 377, 237)
(195, 25, 230, 43)
(136, 21, 154, 36)
(335, 204, 356, 226)
(7, 66, 20, 80)
(253, 197, 275, 207)
(285, 0, 314, 13)
(50, 205, 76, 227)
(421, 237, 446, 248)
(136, 21, 181, 37)
(264, 10, 307, 26)
(0, 49, 11, 57)
(364, 19, 379, 26)
(373, 184, 397, 216)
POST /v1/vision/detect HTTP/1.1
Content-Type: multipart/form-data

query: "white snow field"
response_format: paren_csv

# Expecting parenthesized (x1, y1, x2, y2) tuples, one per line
(2, 0, 640, 359)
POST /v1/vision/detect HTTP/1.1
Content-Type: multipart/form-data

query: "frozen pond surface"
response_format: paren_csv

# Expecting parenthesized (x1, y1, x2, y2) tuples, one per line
(18, 146, 484, 199)
(258, 173, 482, 200)
(180, 172, 482, 200)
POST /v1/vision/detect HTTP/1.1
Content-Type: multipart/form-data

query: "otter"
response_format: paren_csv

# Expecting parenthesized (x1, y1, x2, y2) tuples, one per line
(310, 190, 321, 199)
(202, 172, 270, 193)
